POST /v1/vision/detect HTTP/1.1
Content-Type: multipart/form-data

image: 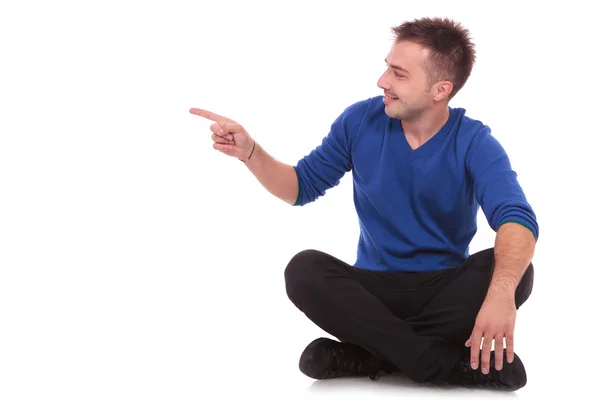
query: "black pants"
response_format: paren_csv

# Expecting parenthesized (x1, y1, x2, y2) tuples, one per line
(284, 247, 534, 384)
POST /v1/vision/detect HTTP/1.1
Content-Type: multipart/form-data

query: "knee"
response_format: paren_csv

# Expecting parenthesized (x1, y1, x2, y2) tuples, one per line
(465, 247, 495, 270)
(284, 249, 327, 299)
(516, 263, 534, 308)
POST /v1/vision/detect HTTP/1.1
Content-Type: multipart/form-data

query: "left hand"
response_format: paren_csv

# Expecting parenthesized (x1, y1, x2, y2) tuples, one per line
(465, 293, 516, 374)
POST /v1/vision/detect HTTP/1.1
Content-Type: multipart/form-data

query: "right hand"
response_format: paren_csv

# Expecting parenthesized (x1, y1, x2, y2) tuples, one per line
(189, 108, 255, 161)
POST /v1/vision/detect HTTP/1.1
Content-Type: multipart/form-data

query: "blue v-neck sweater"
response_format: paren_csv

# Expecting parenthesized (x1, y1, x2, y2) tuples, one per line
(293, 96, 538, 272)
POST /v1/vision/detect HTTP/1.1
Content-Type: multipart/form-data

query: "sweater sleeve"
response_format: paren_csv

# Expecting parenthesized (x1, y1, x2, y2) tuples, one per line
(292, 100, 367, 206)
(466, 129, 539, 240)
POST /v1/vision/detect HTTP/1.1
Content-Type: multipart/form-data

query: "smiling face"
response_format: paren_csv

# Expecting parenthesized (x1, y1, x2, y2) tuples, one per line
(377, 40, 451, 121)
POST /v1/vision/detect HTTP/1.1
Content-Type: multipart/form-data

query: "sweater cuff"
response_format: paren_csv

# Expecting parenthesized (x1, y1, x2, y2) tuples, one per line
(292, 166, 302, 206)
(499, 219, 538, 241)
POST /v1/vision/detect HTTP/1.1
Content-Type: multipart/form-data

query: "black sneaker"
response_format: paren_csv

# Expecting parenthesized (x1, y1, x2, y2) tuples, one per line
(447, 349, 527, 391)
(299, 337, 396, 380)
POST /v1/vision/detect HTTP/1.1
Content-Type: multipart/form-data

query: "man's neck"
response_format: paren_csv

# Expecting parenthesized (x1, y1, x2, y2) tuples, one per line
(401, 105, 450, 149)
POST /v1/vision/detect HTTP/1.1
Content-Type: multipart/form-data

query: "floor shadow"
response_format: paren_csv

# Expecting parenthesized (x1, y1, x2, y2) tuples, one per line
(307, 373, 519, 397)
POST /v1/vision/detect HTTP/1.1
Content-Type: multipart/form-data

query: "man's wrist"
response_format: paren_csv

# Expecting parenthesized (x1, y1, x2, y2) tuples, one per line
(240, 140, 256, 163)
(488, 275, 518, 297)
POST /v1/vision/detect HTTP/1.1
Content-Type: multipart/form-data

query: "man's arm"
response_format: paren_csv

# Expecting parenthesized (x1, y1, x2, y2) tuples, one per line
(465, 128, 539, 374)
(192, 99, 369, 206)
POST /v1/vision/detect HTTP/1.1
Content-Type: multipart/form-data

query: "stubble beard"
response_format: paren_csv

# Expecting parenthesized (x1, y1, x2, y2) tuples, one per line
(385, 101, 426, 122)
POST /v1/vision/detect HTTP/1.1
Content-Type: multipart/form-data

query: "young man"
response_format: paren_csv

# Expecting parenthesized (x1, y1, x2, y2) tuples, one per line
(190, 17, 538, 391)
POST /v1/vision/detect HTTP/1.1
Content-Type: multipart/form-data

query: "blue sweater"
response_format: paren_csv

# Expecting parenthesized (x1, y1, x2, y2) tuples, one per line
(293, 96, 538, 272)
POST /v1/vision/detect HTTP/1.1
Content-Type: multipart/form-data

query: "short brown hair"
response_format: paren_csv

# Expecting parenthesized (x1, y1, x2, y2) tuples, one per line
(391, 17, 476, 99)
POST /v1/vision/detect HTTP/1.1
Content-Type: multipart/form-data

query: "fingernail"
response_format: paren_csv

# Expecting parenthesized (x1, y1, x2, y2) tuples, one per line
(482, 368, 488, 374)
(471, 363, 477, 369)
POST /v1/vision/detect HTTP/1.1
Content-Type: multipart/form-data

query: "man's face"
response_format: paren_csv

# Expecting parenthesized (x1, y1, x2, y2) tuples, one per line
(377, 40, 436, 121)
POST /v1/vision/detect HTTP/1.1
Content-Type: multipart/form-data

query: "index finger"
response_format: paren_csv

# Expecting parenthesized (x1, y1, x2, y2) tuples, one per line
(189, 108, 233, 124)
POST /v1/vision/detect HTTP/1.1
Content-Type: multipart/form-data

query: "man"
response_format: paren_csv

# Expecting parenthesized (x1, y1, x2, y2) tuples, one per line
(190, 17, 537, 391)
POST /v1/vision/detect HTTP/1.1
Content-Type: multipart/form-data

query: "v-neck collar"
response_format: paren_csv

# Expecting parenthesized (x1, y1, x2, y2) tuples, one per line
(391, 107, 457, 160)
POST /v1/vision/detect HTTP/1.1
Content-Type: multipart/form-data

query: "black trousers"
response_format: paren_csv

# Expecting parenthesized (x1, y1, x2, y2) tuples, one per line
(284, 247, 534, 383)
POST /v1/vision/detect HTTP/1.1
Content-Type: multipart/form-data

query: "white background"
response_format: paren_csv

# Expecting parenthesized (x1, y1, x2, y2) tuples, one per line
(1, 0, 598, 398)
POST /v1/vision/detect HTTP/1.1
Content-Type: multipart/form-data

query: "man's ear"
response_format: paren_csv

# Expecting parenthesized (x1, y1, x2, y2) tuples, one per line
(433, 80, 453, 101)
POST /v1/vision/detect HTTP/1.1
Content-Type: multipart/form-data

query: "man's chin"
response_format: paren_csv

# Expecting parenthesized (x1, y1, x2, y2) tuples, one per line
(384, 105, 404, 120)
